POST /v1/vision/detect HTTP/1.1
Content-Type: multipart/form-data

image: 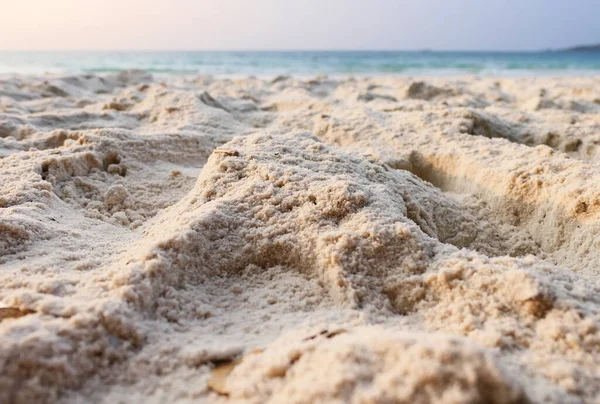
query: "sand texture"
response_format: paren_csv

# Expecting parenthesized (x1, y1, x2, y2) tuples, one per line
(2, 72, 600, 403)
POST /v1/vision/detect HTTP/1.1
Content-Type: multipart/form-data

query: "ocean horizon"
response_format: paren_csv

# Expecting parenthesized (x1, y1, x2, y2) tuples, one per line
(1, 50, 600, 76)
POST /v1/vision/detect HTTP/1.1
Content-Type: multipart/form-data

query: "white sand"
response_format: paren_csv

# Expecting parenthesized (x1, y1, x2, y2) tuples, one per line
(1, 72, 600, 403)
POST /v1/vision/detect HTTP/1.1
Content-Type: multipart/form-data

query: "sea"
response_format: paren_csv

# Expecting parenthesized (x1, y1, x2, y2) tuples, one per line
(1, 51, 600, 76)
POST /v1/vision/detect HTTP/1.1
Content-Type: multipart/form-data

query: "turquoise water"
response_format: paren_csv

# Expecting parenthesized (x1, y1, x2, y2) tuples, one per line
(1, 51, 600, 76)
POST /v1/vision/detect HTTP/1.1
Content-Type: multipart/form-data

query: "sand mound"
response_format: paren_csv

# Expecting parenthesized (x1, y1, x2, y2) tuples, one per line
(226, 328, 527, 404)
(1, 73, 600, 403)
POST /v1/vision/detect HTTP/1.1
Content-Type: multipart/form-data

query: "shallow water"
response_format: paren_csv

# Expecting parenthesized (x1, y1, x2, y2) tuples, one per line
(1, 50, 600, 76)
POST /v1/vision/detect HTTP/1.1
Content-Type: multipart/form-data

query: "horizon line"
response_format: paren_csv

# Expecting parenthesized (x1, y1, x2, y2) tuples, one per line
(0, 48, 580, 53)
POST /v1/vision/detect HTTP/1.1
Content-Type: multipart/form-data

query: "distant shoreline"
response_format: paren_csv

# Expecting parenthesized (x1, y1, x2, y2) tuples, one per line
(554, 44, 600, 52)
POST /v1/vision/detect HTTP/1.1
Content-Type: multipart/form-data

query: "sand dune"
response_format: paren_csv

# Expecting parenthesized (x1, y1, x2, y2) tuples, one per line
(1, 72, 600, 403)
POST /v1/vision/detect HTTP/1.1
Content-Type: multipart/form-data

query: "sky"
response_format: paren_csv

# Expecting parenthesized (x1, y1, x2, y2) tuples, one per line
(0, 0, 599, 51)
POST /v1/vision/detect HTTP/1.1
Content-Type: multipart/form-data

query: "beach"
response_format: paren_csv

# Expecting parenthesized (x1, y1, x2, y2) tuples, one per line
(2, 71, 600, 403)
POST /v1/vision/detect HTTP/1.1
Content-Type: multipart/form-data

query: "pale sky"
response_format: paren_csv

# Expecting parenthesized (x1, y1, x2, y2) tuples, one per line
(1, 0, 599, 51)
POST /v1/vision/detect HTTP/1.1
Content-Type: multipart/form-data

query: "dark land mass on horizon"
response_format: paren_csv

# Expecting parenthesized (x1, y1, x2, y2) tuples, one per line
(555, 43, 600, 52)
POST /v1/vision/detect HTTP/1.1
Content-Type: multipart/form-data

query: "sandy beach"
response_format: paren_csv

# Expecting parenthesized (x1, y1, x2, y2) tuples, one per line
(2, 72, 600, 403)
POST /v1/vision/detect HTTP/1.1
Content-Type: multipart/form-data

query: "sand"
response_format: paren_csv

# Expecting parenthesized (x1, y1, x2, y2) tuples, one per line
(1, 72, 600, 403)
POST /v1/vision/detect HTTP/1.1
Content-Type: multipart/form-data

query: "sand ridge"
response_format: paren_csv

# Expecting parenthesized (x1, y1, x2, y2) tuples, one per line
(1, 72, 600, 403)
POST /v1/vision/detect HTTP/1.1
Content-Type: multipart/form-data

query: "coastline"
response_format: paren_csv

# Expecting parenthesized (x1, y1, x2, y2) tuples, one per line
(2, 50, 600, 77)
